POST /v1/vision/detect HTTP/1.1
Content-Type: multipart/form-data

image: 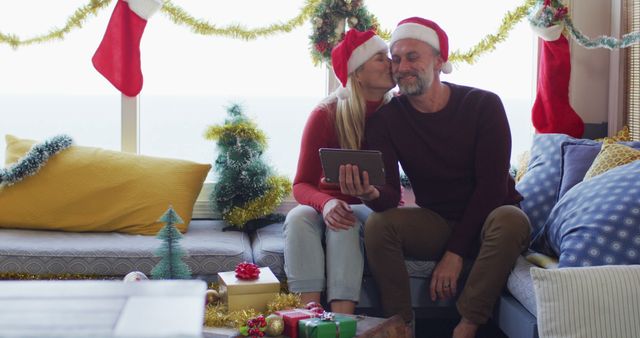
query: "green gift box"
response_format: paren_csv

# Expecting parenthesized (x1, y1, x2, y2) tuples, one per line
(298, 314, 356, 338)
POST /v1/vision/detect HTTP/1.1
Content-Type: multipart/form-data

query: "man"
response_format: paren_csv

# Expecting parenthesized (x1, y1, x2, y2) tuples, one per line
(339, 17, 531, 338)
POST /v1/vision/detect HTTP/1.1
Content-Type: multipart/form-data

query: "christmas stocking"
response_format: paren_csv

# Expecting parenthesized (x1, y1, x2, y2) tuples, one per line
(531, 32, 584, 138)
(92, 0, 162, 97)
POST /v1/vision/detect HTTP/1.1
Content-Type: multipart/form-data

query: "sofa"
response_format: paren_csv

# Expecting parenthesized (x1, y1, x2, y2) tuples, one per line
(495, 133, 640, 338)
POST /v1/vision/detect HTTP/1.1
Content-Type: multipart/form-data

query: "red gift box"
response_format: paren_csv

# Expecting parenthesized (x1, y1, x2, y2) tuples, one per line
(274, 308, 316, 338)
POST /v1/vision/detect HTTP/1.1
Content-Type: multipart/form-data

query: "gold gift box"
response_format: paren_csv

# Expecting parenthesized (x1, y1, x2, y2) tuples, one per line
(217, 266, 280, 312)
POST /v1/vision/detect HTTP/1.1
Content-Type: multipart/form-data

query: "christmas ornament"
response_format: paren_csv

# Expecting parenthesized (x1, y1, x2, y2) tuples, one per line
(92, 0, 162, 96)
(309, 0, 386, 65)
(205, 289, 220, 306)
(123, 271, 148, 282)
(150, 206, 192, 279)
(235, 262, 261, 280)
(0, 135, 73, 186)
(239, 314, 267, 338)
(304, 301, 323, 310)
(264, 314, 284, 336)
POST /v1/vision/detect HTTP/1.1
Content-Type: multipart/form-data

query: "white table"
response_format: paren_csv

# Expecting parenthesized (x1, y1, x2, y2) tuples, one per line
(0, 280, 206, 337)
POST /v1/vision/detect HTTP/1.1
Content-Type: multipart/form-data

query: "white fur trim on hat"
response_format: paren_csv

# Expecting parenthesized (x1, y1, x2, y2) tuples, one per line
(336, 86, 351, 100)
(346, 35, 388, 74)
(441, 61, 452, 74)
(530, 23, 564, 42)
(390, 22, 440, 50)
(125, 0, 163, 20)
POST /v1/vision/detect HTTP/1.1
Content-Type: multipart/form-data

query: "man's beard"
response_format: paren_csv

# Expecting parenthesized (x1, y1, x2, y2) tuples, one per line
(394, 70, 432, 96)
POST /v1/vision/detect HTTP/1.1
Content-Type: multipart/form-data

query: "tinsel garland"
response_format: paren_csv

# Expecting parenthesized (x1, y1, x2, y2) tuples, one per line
(205, 293, 301, 329)
(0, 0, 113, 49)
(224, 176, 292, 227)
(161, 0, 321, 40)
(204, 121, 267, 148)
(448, 0, 537, 65)
(1, 0, 319, 48)
(563, 15, 640, 50)
(0, 135, 73, 186)
(0, 272, 115, 280)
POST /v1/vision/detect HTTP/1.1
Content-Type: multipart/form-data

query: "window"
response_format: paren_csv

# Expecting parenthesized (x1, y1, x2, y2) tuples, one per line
(1, 1, 535, 175)
(625, 0, 640, 140)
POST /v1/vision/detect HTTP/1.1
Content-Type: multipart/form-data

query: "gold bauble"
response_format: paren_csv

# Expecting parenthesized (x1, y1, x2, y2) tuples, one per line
(265, 314, 284, 336)
(205, 289, 220, 305)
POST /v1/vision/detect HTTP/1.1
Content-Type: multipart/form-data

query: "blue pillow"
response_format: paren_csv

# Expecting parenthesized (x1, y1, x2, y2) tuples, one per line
(558, 141, 640, 200)
(516, 134, 595, 237)
(534, 160, 640, 267)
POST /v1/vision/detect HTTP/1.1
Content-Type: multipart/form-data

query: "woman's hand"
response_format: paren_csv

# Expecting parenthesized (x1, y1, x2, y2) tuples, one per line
(339, 164, 380, 201)
(322, 199, 356, 231)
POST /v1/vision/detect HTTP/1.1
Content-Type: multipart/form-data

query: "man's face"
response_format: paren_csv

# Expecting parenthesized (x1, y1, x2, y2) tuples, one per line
(391, 39, 440, 96)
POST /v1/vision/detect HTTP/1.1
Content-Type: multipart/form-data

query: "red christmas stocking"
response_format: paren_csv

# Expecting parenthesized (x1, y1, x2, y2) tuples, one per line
(531, 34, 584, 138)
(92, 0, 162, 97)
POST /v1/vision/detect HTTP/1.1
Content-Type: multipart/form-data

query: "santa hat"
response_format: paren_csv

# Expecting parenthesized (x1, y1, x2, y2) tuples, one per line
(331, 29, 388, 100)
(390, 17, 453, 74)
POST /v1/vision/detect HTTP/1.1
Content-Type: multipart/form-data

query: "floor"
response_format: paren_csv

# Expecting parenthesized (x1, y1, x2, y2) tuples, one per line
(415, 318, 507, 338)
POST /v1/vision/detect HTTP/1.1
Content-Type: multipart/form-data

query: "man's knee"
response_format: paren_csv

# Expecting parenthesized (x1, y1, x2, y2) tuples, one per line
(484, 205, 531, 245)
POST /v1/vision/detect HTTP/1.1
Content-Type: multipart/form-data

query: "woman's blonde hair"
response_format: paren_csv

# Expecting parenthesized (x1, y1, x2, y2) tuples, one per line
(322, 68, 392, 150)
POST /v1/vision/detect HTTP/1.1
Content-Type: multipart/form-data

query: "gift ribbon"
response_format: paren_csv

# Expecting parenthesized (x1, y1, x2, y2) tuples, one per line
(304, 312, 341, 338)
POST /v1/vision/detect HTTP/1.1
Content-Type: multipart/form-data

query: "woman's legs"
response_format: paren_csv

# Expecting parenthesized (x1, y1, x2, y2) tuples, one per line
(283, 205, 326, 303)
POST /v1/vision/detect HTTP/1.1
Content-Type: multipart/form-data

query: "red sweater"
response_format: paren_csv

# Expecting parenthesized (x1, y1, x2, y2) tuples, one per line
(293, 100, 382, 213)
(365, 83, 523, 257)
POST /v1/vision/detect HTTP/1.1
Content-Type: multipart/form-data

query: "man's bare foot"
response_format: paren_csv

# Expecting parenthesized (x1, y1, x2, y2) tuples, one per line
(452, 317, 478, 338)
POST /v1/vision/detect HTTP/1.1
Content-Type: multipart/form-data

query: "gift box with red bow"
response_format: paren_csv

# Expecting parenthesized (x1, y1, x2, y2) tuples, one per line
(217, 265, 280, 312)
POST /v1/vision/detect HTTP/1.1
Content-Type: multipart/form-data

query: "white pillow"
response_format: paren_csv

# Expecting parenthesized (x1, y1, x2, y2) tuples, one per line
(531, 266, 640, 338)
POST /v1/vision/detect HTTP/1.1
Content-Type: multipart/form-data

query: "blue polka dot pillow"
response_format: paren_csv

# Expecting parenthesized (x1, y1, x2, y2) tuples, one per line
(533, 160, 640, 267)
(516, 134, 596, 237)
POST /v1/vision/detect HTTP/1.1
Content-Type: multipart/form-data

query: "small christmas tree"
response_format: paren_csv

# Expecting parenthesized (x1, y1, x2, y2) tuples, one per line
(151, 206, 192, 280)
(204, 103, 291, 231)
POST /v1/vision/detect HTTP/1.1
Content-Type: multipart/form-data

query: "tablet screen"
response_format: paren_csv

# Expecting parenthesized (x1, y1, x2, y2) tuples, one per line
(319, 148, 385, 186)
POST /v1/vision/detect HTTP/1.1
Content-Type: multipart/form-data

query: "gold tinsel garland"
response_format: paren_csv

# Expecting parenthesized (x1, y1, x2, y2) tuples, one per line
(203, 121, 268, 148)
(0, 0, 113, 49)
(161, 0, 321, 40)
(224, 176, 292, 226)
(0, 0, 320, 48)
(449, 0, 537, 65)
(2, 0, 536, 67)
(205, 293, 302, 329)
(0, 272, 116, 280)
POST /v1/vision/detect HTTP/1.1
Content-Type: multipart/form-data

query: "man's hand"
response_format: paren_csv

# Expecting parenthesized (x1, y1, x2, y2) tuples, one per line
(338, 164, 380, 201)
(322, 199, 356, 231)
(430, 251, 464, 301)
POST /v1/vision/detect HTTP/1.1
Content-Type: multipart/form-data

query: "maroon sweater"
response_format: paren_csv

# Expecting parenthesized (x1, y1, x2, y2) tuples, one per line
(365, 83, 522, 257)
(293, 100, 382, 213)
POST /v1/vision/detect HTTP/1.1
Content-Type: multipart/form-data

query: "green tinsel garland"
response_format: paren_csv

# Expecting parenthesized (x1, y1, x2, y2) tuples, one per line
(0, 135, 73, 186)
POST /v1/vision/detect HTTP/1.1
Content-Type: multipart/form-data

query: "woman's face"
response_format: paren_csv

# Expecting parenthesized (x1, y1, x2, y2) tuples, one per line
(356, 52, 396, 93)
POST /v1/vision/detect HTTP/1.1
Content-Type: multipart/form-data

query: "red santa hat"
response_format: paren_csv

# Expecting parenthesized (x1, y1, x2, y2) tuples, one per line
(331, 29, 388, 99)
(390, 17, 453, 74)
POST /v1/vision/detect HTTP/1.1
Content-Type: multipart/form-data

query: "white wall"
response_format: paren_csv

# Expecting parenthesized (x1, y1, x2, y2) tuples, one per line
(568, 0, 613, 125)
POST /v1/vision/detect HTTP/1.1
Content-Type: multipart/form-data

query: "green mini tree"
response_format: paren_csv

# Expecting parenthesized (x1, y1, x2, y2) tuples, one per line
(204, 103, 291, 231)
(151, 206, 192, 280)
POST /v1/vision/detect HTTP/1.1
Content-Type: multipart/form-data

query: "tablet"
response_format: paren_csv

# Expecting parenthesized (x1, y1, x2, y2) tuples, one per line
(319, 148, 385, 186)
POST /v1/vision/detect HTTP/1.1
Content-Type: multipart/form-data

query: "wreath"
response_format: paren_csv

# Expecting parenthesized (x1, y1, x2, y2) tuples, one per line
(309, 0, 382, 66)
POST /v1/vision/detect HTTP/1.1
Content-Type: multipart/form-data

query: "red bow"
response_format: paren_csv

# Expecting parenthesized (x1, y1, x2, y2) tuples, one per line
(235, 262, 261, 280)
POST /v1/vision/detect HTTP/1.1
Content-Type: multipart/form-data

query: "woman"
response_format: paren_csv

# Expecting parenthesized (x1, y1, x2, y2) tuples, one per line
(283, 29, 395, 314)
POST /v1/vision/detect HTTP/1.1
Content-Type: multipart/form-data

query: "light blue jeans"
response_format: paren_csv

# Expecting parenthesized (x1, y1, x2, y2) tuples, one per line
(283, 204, 371, 302)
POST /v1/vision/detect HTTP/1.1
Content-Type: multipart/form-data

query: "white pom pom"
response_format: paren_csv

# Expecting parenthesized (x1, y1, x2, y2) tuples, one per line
(336, 87, 351, 100)
(441, 61, 453, 74)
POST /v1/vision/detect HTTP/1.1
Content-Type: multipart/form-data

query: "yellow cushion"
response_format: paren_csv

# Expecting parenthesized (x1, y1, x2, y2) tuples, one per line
(0, 135, 211, 235)
(584, 142, 640, 180)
